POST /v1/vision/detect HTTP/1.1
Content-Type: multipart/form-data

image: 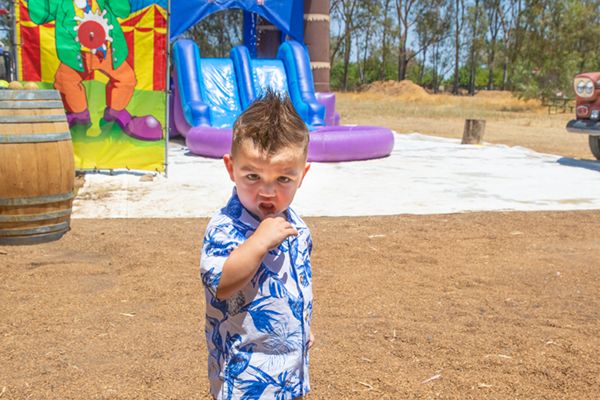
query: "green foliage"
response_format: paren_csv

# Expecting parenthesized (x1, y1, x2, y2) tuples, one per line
(453, 65, 503, 91)
(405, 62, 425, 84)
(418, 68, 440, 89)
(328, 0, 600, 100)
(330, 55, 400, 91)
(508, 0, 600, 98)
(331, 61, 361, 90)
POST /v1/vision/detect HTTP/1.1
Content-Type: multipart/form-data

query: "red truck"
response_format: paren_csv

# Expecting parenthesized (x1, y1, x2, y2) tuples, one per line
(566, 72, 600, 159)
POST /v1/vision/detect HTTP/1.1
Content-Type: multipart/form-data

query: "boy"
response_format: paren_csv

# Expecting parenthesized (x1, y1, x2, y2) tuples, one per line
(200, 91, 315, 399)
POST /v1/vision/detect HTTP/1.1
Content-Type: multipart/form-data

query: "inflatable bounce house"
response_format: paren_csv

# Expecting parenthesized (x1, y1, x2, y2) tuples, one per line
(170, 0, 394, 162)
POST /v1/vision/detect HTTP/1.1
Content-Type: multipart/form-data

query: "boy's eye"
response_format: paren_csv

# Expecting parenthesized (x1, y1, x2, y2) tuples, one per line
(278, 176, 291, 183)
(246, 174, 260, 181)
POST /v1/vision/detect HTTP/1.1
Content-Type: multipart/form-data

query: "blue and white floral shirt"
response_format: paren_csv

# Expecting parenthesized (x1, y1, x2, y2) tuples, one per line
(200, 189, 314, 400)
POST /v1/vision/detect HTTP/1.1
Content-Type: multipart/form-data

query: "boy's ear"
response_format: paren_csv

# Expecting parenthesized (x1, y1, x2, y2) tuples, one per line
(223, 154, 235, 182)
(298, 163, 311, 188)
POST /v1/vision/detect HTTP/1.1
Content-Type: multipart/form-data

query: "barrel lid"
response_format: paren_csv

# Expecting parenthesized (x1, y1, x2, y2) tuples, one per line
(0, 90, 61, 101)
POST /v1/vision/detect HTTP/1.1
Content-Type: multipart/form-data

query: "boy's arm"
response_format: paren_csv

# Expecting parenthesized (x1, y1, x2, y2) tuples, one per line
(216, 217, 297, 299)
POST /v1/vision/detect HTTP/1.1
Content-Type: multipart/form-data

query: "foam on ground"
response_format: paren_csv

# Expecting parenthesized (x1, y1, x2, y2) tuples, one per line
(72, 133, 600, 218)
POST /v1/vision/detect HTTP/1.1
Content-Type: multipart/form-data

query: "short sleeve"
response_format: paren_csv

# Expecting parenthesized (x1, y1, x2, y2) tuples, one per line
(200, 224, 242, 296)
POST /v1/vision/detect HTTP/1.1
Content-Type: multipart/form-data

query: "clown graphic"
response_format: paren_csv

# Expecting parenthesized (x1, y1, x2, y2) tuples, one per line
(28, 0, 162, 141)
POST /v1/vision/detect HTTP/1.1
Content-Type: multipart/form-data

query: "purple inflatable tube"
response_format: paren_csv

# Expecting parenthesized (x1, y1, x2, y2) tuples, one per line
(173, 88, 394, 162)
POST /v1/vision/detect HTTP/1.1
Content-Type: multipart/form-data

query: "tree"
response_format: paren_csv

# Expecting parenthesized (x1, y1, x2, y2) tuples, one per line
(466, 0, 487, 94)
(327, 0, 600, 96)
(379, 0, 395, 80)
(451, 0, 466, 94)
(331, 0, 364, 90)
(394, 0, 419, 81)
(430, 37, 454, 93)
(356, 1, 381, 85)
(498, 0, 525, 90)
(483, 0, 502, 90)
(415, 0, 451, 87)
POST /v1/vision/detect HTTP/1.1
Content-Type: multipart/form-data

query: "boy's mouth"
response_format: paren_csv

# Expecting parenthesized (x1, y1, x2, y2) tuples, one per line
(258, 202, 276, 214)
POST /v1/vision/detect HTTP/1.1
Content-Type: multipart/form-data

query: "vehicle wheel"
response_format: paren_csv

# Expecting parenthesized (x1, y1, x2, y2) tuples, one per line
(589, 135, 600, 160)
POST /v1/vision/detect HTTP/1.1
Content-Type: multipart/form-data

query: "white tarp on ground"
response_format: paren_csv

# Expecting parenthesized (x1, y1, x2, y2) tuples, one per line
(72, 133, 600, 218)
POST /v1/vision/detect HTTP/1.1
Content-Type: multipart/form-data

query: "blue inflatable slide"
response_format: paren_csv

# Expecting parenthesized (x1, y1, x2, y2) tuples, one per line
(171, 38, 333, 155)
(171, 39, 394, 162)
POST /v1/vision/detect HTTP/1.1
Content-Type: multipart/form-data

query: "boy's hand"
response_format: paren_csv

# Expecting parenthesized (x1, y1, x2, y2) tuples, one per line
(308, 332, 315, 350)
(253, 216, 298, 251)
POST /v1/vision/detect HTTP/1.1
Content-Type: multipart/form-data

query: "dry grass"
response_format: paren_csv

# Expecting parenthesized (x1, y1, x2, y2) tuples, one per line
(343, 88, 543, 119)
(335, 89, 591, 160)
(359, 81, 543, 114)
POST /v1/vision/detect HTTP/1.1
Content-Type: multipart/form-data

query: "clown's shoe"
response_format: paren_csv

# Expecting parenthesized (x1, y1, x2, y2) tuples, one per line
(103, 108, 163, 141)
(66, 110, 92, 128)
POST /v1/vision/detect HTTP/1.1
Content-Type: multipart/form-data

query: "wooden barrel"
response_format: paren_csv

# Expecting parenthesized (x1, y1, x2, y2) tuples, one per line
(0, 89, 75, 245)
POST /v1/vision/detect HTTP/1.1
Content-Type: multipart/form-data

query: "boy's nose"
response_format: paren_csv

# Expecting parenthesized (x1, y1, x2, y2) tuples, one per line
(259, 184, 276, 197)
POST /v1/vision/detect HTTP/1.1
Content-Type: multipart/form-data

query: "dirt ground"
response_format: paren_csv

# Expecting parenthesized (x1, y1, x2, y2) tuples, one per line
(2, 213, 600, 399)
(2, 91, 600, 399)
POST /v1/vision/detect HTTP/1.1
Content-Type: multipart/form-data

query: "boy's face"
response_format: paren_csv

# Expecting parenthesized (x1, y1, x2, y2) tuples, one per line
(223, 139, 310, 221)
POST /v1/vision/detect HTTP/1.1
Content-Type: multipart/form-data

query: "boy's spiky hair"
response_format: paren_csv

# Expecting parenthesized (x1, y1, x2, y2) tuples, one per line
(231, 90, 309, 157)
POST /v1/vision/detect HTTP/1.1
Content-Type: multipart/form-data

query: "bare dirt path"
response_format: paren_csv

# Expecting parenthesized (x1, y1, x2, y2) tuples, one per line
(2, 213, 600, 399)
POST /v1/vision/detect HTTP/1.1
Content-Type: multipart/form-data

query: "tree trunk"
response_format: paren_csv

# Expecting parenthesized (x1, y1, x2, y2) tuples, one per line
(487, 44, 496, 90)
(418, 46, 428, 85)
(501, 56, 508, 90)
(342, 30, 351, 90)
(468, 44, 476, 95)
(432, 43, 439, 93)
(452, 0, 461, 94)
(453, 37, 460, 93)
(398, 36, 408, 81)
(467, 0, 480, 95)
(395, 0, 410, 82)
(357, 34, 364, 84)
(462, 119, 486, 144)
(380, 0, 392, 81)
(361, 19, 373, 85)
